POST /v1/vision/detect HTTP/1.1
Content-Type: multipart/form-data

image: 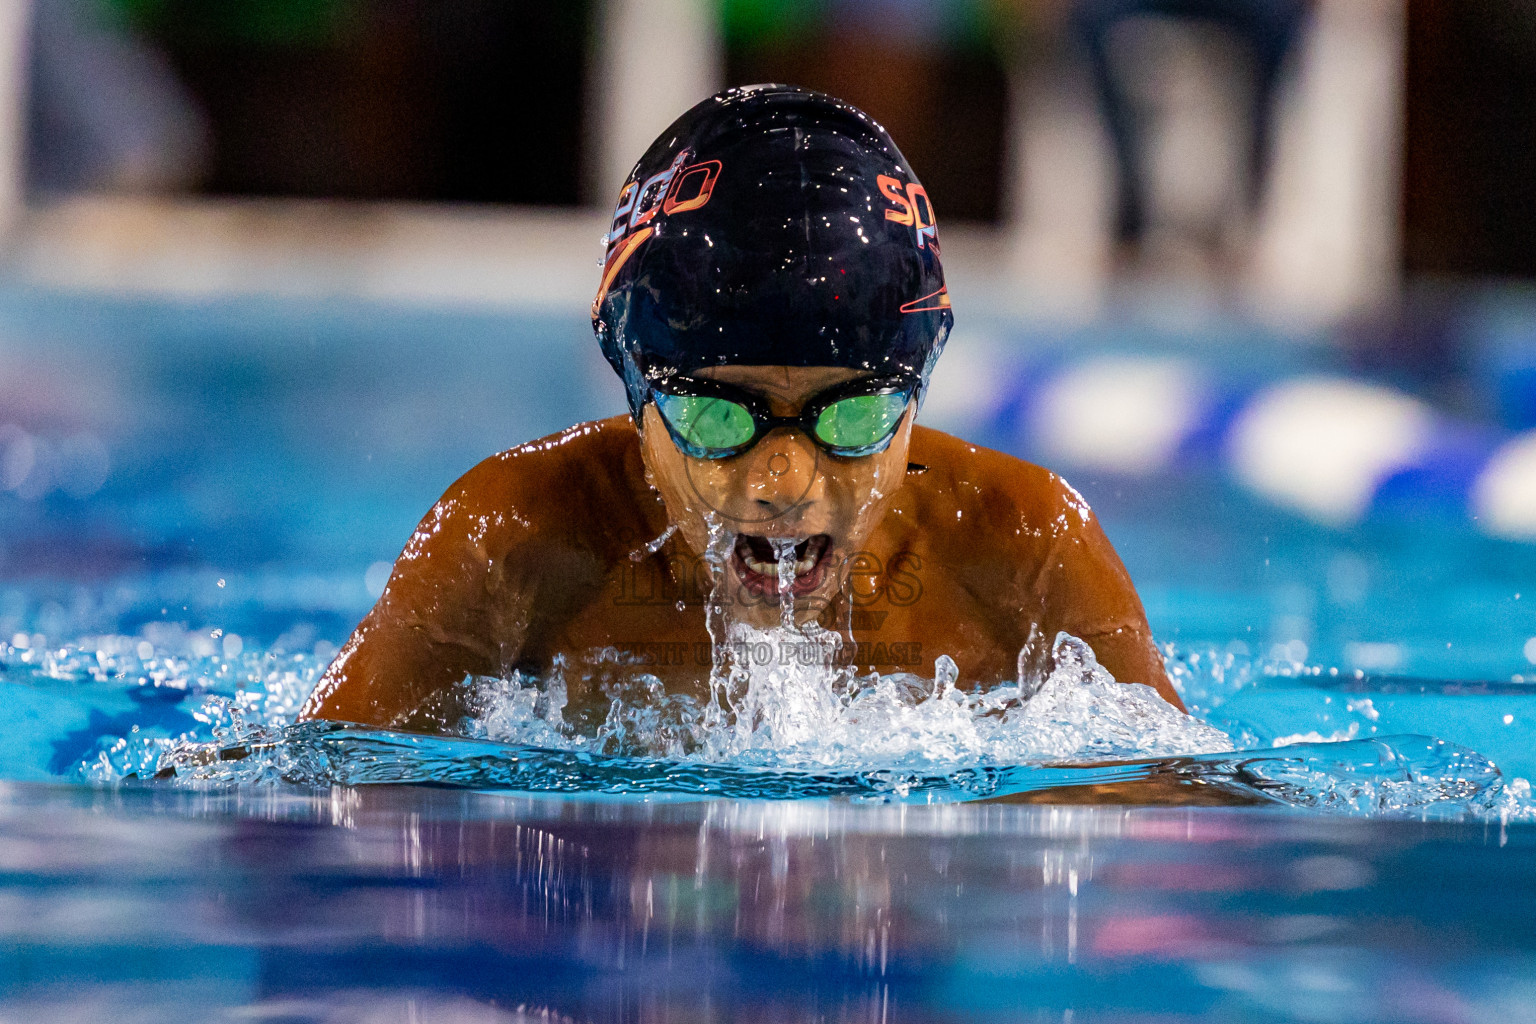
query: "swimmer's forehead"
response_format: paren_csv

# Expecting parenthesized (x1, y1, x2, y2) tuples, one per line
(692, 365, 869, 399)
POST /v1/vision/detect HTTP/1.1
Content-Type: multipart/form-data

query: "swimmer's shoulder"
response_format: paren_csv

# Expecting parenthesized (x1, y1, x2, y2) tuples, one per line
(416, 416, 649, 556)
(470, 414, 640, 495)
(903, 425, 1099, 547)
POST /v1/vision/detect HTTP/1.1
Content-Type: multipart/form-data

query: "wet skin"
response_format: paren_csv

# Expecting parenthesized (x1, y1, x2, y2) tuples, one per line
(301, 366, 1183, 731)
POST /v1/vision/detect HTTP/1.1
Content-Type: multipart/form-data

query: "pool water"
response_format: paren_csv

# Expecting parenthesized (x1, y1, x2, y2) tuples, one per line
(4, 786, 1535, 1024)
(2, 286, 1534, 1020)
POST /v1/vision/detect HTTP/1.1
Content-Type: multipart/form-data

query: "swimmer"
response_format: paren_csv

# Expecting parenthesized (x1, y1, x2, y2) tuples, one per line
(301, 85, 1183, 732)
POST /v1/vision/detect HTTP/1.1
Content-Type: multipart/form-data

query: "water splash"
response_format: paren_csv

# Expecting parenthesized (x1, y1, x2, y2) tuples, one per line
(3, 628, 1531, 818)
(773, 536, 797, 631)
(476, 625, 1222, 773)
(630, 523, 678, 561)
(139, 632, 1533, 816)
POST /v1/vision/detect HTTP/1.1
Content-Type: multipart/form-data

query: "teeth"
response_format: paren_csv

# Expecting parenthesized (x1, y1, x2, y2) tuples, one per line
(743, 559, 815, 577)
(742, 547, 819, 578)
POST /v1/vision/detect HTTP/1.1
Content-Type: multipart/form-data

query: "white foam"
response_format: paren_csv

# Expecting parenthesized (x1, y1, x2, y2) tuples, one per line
(467, 630, 1234, 772)
(24, 624, 1528, 820)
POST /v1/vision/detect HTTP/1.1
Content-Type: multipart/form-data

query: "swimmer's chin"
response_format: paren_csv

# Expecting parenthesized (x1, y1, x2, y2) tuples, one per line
(728, 590, 834, 630)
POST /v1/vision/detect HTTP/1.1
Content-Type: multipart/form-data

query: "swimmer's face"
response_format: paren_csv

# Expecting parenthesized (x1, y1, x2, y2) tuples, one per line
(639, 365, 915, 628)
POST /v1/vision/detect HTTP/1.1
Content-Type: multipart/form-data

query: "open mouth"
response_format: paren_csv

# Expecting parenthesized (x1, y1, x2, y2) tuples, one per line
(732, 533, 833, 599)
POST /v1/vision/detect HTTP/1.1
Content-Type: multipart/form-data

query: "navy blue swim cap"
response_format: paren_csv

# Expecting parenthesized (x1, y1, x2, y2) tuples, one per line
(592, 84, 953, 419)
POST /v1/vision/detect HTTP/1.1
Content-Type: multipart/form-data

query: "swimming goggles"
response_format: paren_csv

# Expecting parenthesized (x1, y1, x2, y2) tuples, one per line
(650, 374, 918, 459)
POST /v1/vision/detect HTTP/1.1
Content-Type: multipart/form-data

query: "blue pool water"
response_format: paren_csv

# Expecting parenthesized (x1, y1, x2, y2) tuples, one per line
(3, 786, 1535, 1024)
(2, 285, 1535, 1020)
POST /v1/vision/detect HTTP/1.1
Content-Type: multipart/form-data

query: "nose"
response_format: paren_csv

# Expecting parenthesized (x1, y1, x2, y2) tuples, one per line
(743, 427, 822, 518)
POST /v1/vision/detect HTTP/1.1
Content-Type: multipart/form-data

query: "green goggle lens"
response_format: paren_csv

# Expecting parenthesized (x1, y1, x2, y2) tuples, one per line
(653, 380, 913, 458)
(814, 392, 909, 449)
(654, 393, 755, 450)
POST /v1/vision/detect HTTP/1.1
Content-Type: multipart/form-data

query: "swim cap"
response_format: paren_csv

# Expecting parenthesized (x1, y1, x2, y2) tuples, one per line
(592, 84, 953, 419)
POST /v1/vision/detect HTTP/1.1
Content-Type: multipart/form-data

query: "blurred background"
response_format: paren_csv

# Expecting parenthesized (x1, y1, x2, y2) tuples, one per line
(3, 0, 1536, 690)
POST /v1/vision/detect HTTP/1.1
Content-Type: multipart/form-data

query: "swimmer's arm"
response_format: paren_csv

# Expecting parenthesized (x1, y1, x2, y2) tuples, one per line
(1032, 497, 1184, 711)
(300, 468, 532, 729)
